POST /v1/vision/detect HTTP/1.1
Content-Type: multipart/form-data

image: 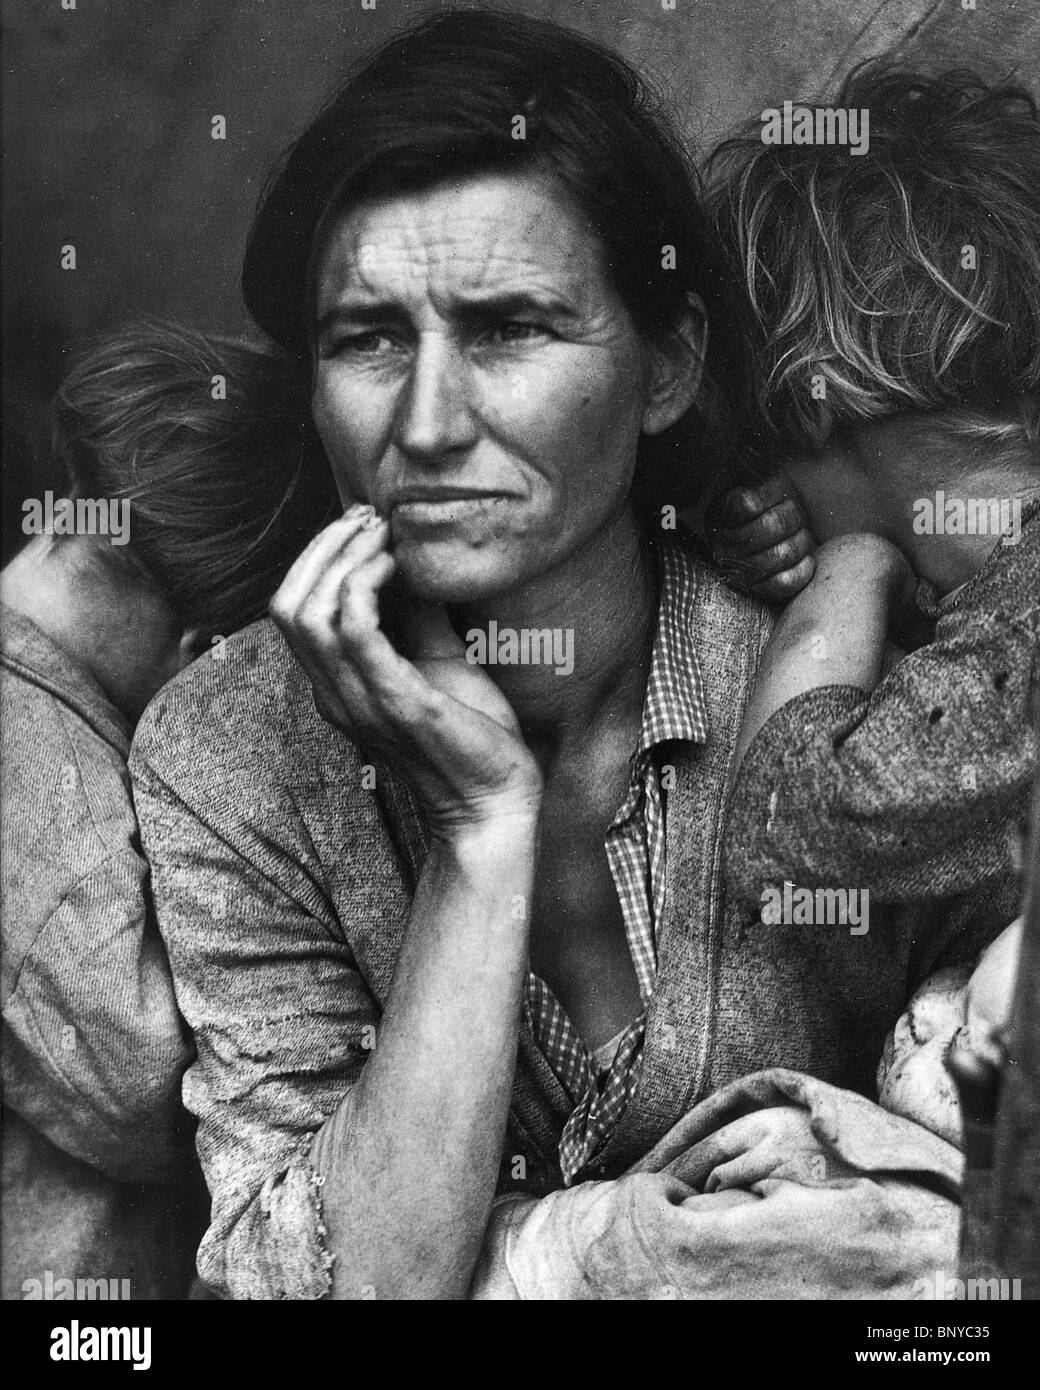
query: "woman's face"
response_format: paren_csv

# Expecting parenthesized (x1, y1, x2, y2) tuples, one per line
(311, 169, 677, 602)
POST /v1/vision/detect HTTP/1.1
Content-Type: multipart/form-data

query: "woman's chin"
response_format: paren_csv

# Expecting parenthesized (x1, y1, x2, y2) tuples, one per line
(392, 538, 525, 605)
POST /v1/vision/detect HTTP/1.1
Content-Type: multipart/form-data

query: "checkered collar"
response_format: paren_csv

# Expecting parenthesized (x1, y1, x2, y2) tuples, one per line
(636, 536, 709, 756)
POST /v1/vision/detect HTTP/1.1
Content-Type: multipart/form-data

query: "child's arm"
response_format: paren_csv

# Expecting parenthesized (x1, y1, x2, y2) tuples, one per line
(733, 533, 909, 769)
(709, 443, 893, 605)
(724, 543, 1036, 906)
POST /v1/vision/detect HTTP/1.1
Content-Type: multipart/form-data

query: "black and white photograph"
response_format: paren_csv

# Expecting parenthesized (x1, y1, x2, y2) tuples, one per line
(2, 0, 1039, 1340)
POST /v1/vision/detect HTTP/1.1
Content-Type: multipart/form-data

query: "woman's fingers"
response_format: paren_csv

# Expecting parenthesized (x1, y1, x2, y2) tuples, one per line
(272, 505, 384, 620)
(276, 515, 468, 738)
(275, 510, 404, 692)
(733, 526, 814, 580)
(714, 496, 807, 556)
(712, 475, 792, 529)
(711, 480, 816, 605)
(711, 470, 904, 611)
(747, 552, 817, 603)
(300, 515, 392, 639)
(335, 555, 442, 716)
(701, 1109, 822, 1192)
(272, 511, 418, 733)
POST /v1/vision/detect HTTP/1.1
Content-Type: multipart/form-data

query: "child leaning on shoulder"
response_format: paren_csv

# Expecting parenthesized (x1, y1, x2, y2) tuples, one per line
(705, 66, 1040, 1146)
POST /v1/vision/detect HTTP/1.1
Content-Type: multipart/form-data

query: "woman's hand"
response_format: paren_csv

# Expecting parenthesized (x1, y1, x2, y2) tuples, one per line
(697, 1107, 844, 1192)
(710, 475, 816, 603)
(710, 436, 910, 608)
(270, 504, 542, 835)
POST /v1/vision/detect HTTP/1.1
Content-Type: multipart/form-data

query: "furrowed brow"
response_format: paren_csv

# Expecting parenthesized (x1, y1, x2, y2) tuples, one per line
(315, 288, 580, 339)
(454, 290, 578, 320)
(316, 302, 404, 337)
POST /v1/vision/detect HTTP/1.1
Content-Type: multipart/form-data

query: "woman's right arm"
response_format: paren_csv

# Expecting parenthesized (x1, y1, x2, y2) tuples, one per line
(270, 507, 545, 1299)
(310, 811, 536, 1299)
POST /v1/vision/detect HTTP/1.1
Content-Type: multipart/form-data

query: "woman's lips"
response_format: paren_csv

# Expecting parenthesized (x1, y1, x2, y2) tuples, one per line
(391, 494, 513, 525)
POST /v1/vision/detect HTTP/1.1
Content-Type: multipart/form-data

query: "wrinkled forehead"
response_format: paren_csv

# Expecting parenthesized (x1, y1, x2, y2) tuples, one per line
(311, 170, 610, 318)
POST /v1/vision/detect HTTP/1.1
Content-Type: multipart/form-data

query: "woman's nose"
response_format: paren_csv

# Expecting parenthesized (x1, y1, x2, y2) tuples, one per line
(393, 335, 479, 460)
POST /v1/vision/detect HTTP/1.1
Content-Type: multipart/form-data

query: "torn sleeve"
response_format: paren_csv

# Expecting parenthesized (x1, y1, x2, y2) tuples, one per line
(724, 604, 1037, 906)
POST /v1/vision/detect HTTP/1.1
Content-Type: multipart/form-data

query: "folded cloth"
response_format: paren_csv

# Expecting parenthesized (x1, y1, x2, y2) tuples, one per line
(470, 1068, 963, 1300)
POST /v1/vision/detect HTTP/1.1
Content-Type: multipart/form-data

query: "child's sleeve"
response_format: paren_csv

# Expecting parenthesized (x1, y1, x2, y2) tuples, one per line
(724, 601, 1037, 906)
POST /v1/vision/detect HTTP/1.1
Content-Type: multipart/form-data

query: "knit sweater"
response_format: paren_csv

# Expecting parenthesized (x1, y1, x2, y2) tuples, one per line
(725, 501, 1040, 906)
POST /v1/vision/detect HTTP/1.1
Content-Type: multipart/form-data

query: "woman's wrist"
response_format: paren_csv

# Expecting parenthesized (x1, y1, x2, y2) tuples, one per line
(428, 793, 542, 858)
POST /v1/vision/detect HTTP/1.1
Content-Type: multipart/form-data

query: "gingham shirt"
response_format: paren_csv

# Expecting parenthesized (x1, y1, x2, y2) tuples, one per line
(523, 538, 708, 1184)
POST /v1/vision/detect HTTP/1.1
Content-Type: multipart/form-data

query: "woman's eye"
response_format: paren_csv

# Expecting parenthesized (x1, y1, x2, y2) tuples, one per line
(485, 321, 549, 346)
(326, 331, 399, 357)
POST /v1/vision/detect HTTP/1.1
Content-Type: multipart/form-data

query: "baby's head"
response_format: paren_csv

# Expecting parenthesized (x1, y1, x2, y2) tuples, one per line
(708, 65, 1040, 464)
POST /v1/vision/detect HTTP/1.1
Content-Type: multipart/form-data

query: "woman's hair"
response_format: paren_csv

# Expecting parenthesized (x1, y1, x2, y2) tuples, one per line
(707, 64, 1040, 454)
(52, 320, 338, 637)
(242, 8, 755, 515)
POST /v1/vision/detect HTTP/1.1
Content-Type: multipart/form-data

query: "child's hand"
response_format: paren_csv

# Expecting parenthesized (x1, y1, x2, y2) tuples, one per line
(709, 475, 816, 603)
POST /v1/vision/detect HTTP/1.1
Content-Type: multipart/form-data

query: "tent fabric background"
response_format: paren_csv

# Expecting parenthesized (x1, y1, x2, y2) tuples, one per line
(3, 0, 1039, 560)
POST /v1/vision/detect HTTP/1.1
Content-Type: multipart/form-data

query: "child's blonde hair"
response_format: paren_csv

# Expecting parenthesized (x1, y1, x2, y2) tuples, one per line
(707, 65, 1040, 456)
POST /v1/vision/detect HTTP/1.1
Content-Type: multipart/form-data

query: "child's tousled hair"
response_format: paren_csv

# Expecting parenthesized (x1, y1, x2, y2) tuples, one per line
(707, 64, 1040, 455)
(51, 320, 338, 638)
